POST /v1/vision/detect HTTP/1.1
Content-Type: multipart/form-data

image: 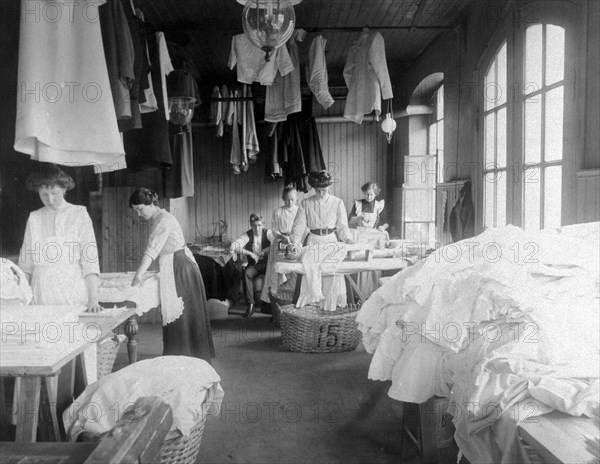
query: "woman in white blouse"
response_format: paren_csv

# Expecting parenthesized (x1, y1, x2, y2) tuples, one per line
(19, 164, 101, 312)
(287, 171, 354, 310)
(260, 185, 299, 307)
(130, 188, 214, 362)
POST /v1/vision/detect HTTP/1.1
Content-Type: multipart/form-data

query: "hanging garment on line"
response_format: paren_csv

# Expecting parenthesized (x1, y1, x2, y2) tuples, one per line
(230, 89, 246, 175)
(265, 29, 306, 123)
(135, 7, 158, 114)
(243, 86, 260, 163)
(306, 34, 335, 109)
(209, 86, 222, 128)
(343, 30, 393, 124)
(15, 0, 125, 170)
(228, 34, 294, 86)
(157, 31, 174, 120)
(99, 0, 135, 121)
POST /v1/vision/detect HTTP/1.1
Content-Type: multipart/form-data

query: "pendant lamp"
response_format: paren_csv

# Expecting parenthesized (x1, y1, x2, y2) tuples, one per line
(168, 96, 196, 134)
(238, 0, 301, 62)
(381, 99, 396, 144)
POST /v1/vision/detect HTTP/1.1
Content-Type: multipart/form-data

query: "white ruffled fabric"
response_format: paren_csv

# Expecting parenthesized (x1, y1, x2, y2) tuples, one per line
(158, 248, 199, 326)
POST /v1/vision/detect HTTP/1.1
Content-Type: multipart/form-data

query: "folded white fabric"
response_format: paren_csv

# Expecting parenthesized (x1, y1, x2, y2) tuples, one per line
(63, 356, 224, 441)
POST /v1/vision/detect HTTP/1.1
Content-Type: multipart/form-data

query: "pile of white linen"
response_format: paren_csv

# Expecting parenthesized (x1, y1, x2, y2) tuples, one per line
(356, 223, 600, 463)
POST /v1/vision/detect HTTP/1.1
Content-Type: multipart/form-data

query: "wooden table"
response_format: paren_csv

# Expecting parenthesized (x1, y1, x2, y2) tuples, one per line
(0, 307, 137, 443)
(98, 272, 160, 364)
(274, 257, 408, 302)
(518, 410, 600, 464)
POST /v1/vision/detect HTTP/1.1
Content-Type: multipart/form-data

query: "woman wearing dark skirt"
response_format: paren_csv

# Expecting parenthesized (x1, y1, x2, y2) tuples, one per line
(129, 188, 214, 362)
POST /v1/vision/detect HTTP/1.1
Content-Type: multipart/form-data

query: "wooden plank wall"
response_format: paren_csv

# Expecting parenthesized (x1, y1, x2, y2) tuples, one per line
(188, 113, 389, 241)
(577, 169, 600, 223)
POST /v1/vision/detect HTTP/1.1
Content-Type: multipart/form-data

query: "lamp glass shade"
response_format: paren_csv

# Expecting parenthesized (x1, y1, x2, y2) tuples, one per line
(242, 0, 296, 61)
(168, 96, 196, 127)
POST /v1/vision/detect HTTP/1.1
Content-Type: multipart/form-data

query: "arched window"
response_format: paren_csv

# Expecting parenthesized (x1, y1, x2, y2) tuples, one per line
(522, 24, 565, 230)
(483, 42, 507, 228)
(481, 19, 566, 231)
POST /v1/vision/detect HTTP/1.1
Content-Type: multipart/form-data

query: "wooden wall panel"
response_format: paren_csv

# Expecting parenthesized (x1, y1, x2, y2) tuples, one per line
(577, 169, 600, 223)
(187, 118, 388, 242)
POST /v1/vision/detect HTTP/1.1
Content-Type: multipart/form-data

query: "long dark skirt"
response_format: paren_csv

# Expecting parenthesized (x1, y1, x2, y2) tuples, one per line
(163, 249, 215, 362)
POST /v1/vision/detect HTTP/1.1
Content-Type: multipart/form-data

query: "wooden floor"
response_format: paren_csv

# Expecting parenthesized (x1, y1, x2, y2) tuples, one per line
(112, 309, 424, 464)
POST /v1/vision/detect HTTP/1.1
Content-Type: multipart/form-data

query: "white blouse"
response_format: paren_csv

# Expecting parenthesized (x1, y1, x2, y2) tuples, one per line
(144, 209, 186, 261)
(290, 194, 350, 245)
(271, 205, 299, 234)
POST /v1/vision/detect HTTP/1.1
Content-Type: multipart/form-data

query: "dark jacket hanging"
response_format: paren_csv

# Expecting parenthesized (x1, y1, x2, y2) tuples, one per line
(449, 181, 475, 242)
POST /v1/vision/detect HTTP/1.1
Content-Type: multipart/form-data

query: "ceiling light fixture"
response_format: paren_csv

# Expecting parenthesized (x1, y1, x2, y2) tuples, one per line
(238, 0, 301, 61)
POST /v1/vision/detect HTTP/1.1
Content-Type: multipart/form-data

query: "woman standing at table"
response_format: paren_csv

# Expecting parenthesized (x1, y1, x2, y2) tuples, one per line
(287, 170, 354, 310)
(348, 181, 389, 231)
(19, 164, 102, 312)
(129, 187, 214, 362)
(260, 185, 299, 306)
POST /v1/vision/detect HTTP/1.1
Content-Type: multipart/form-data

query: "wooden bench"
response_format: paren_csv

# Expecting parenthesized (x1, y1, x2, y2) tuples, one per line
(0, 396, 173, 464)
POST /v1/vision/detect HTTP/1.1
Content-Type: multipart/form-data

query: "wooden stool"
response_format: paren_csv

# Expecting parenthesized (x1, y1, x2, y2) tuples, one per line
(399, 397, 456, 464)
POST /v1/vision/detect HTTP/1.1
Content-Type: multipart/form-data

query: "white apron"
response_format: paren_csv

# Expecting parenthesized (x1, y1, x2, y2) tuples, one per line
(296, 233, 348, 311)
(29, 231, 96, 384)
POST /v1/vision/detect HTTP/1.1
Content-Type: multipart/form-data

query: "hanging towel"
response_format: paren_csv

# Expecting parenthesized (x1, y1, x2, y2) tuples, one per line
(230, 89, 245, 175)
(343, 30, 393, 124)
(157, 31, 174, 120)
(244, 86, 260, 163)
(306, 34, 334, 109)
(15, 0, 125, 170)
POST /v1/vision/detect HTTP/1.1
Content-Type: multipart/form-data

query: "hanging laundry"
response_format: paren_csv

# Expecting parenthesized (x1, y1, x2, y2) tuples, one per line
(99, 0, 135, 121)
(164, 125, 194, 198)
(343, 30, 393, 124)
(14, 0, 125, 170)
(228, 34, 294, 86)
(244, 86, 260, 163)
(136, 8, 158, 114)
(123, 31, 172, 171)
(306, 34, 335, 109)
(263, 122, 282, 179)
(265, 29, 306, 123)
(230, 89, 246, 175)
(156, 32, 175, 120)
(218, 85, 229, 137)
(209, 86, 222, 129)
(117, 0, 150, 133)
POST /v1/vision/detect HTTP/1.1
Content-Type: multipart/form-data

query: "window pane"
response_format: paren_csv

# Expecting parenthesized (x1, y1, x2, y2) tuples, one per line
(496, 174, 507, 227)
(525, 25, 543, 95)
(497, 42, 507, 106)
(437, 85, 444, 120)
(485, 180, 495, 228)
(524, 96, 542, 163)
(497, 108, 507, 168)
(544, 165, 562, 228)
(437, 150, 444, 184)
(437, 119, 444, 153)
(484, 58, 496, 112)
(523, 167, 541, 231)
(545, 86, 564, 161)
(429, 123, 437, 156)
(485, 113, 495, 164)
(546, 25, 565, 86)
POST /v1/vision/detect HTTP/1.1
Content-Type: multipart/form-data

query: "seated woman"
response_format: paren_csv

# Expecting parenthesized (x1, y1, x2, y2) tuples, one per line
(348, 181, 389, 231)
(230, 214, 288, 318)
(260, 185, 300, 307)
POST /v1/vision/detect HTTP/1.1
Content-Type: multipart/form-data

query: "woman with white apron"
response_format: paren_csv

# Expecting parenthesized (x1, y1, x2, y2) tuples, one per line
(129, 188, 214, 362)
(260, 185, 299, 307)
(19, 164, 102, 382)
(287, 171, 354, 311)
(348, 181, 389, 299)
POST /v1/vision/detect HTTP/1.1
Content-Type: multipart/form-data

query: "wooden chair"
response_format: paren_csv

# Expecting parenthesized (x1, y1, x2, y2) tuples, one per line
(0, 396, 173, 464)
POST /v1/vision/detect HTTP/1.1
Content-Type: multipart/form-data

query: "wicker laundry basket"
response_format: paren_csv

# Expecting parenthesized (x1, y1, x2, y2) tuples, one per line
(96, 333, 127, 378)
(278, 304, 361, 353)
(79, 412, 206, 464)
(268, 287, 295, 326)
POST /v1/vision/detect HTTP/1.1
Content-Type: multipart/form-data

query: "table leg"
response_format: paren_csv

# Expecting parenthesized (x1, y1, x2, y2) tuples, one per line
(14, 376, 41, 442)
(124, 315, 139, 364)
(344, 274, 366, 304)
(38, 373, 61, 442)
